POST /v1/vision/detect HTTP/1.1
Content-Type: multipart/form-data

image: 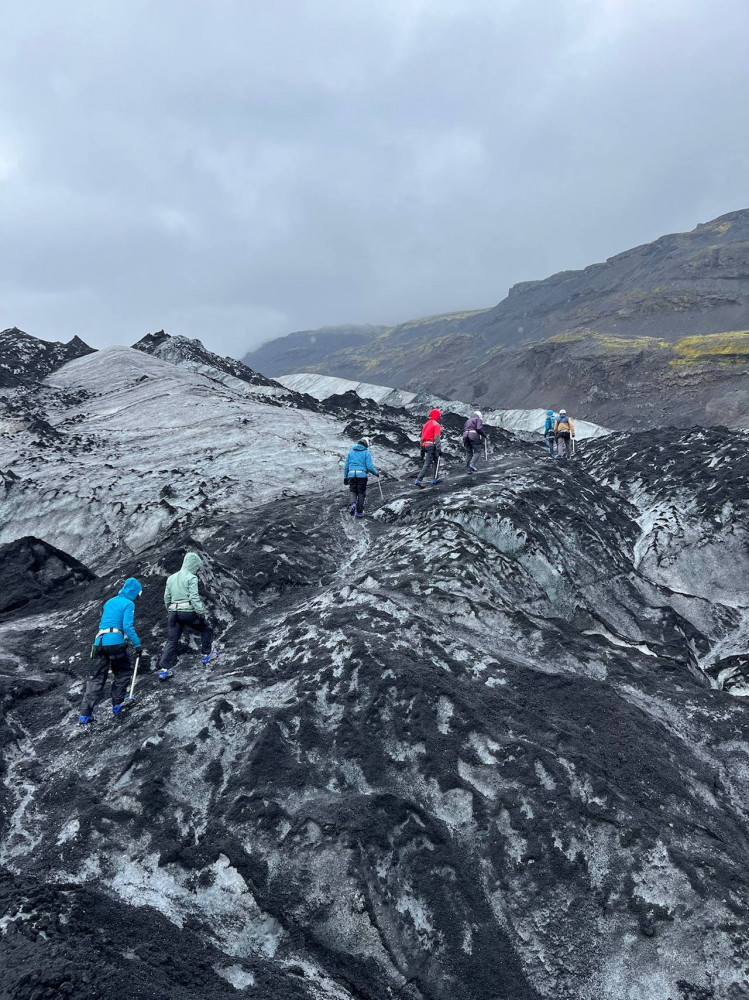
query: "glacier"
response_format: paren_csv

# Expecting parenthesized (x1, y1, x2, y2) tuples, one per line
(1, 331, 748, 1000)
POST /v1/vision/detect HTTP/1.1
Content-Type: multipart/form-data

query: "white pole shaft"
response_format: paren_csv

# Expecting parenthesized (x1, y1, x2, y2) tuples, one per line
(128, 652, 141, 700)
(377, 476, 384, 501)
(484, 438, 488, 462)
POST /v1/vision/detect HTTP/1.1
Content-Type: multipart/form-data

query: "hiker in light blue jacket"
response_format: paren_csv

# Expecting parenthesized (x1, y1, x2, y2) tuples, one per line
(344, 438, 379, 518)
(78, 577, 142, 724)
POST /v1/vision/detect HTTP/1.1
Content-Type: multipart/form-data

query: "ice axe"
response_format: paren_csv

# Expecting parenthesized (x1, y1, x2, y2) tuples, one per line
(127, 651, 142, 702)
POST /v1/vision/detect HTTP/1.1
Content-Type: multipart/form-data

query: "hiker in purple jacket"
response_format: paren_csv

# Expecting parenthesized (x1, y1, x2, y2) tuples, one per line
(462, 411, 487, 473)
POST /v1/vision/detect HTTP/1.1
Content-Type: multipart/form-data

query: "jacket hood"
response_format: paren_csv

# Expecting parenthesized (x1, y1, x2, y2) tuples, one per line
(429, 409, 441, 421)
(119, 577, 142, 601)
(473, 411, 483, 420)
(182, 552, 203, 574)
(352, 443, 367, 452)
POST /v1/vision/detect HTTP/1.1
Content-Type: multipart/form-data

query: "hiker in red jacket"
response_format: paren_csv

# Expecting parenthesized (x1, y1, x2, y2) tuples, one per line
(414, 409, 443, 487)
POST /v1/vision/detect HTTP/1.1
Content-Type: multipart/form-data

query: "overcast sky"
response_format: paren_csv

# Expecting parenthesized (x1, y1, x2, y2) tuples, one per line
(2, 0, 748, 359)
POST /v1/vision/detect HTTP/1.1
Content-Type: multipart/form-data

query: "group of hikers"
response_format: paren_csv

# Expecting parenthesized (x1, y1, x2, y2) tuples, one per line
(344, 405, 576, 515)
(83, 406, 575, 721)
(78, 552, 216, 725)
(543, 409, 576, 459)
(344, 407, 490, 516)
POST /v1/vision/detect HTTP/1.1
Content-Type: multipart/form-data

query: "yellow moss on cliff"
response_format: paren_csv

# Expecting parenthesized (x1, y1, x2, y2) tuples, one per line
(670, 331, 749, 365)
(544, 328, 749, 368)
(546, 330, 669, 351)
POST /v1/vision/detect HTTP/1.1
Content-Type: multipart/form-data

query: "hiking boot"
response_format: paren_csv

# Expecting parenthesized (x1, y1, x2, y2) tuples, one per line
(468, 465, 477, 473)
(432, 477, 442, 485)
(112, 696, 135, 716)
(414, 479, 423, 488)
(77, 714, 95, 726)
(349, 503, 356, 516)
(355, 511, 364, 518)
(201, 651, 218, 666)
(158, 668, 174, 681)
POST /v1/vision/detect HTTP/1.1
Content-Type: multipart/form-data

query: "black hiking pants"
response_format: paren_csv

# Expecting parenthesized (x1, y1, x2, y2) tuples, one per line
(464, 439, 481, 469)
(417, 443, 440, 482)
(79, 644, 132, 716)
(159, 611, 213, 670)
(349, 477, 368, 513)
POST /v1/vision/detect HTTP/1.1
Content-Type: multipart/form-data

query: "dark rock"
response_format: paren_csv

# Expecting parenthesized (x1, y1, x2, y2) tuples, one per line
(0, 537, 96, 616)
(0, 329, 94, 388)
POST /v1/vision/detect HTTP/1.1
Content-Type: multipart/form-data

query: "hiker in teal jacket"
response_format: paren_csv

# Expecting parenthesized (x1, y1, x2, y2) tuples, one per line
(543, 410, 556, 457)
(344, 438, 379, 517)
(157, 552, 216, 680)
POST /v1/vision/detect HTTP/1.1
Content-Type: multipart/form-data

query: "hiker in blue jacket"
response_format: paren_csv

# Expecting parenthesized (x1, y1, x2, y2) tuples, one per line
(344, 437, 379, 517)
(78, 577, 142, 724)
(543, 409, 556, 457)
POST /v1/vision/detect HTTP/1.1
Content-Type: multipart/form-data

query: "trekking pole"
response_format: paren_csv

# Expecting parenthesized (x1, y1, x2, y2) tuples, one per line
(572, 437, 576, 456)
(484, 438, 488, 463)
(435, 456, 441, 480)
(128, 651, 142, 701)
(377, 475, 384, 501)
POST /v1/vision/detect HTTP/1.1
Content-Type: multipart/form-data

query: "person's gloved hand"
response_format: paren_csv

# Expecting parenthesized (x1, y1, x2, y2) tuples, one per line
(344, 477, 349, 485)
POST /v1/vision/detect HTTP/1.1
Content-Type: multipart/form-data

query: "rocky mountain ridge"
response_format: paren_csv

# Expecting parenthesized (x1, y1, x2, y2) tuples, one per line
(1, 328, 749, 999)
(0, 328, 93, 389)
(133, 331, 282, 391)
(244, 210, 749, 429)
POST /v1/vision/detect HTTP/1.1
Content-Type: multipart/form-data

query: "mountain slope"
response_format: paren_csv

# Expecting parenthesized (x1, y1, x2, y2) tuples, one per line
(2, 429, 749, 998)
(0, 344, 426, 569)
(240, 323, 389, 379)
(2, 330, 749, 998)
(244, 211, 749, 429)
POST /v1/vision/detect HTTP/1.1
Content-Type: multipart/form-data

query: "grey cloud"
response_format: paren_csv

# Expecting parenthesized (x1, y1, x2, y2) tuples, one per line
(1, 0, 748, 359)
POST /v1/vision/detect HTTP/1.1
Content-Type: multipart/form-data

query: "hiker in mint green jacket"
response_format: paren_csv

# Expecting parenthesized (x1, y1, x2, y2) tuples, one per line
(157, 552, 216, 680)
